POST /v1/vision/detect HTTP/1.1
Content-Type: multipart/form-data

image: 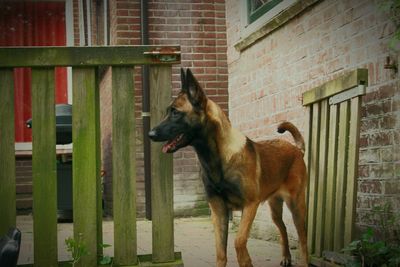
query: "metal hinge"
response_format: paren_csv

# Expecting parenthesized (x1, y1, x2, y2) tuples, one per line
(143, 47, 181, 63)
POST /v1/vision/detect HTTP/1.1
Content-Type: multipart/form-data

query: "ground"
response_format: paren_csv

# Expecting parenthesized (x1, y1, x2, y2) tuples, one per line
(17, 216, 302, 266)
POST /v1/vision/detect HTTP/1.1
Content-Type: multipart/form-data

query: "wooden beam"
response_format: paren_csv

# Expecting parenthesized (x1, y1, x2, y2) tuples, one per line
(314, 99, 329, 257)
(112, 67, 138, 265)
(344, 95, 362, 245)
(150, 66, 175, 263)
(0, 69, 16, 236)
(333, 101, 350, 251)
(302, 69, 368, 106)
(72, 67, 100, 267)
(31, 68, 58, 267)
(0, 46, 180, 67)
(324, 104, 339, 251)
(307, 102, 320, 254)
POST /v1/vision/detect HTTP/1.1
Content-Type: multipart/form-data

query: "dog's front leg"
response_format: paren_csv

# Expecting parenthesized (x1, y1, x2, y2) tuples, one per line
(235, 202, 258, 267)
(209, 197, 229, 267)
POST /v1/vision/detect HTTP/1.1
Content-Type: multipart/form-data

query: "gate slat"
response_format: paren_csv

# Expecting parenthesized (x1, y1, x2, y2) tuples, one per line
(112, 67, 138, 265)
(72, 67, 100, 267)
(31, 68, 58, 267)
(344, 96, 362, 245)
(314, 99, 329, 257)
(324, 104, 339, 251)
(150, 66, 175, 263)
(333, 101, 350, 251)
(307, 102, 320, 254)
(0, 69, 16, 236)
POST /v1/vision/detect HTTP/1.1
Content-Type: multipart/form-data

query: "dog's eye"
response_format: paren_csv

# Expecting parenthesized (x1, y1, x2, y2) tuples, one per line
(171, 108, 180, 117)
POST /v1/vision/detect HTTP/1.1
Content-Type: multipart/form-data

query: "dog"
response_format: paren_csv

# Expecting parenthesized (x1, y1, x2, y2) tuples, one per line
(149, 68, 308, 267)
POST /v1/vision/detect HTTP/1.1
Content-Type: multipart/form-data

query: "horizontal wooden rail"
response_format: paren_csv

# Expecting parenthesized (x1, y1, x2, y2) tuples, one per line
(0, 46, 180, 67)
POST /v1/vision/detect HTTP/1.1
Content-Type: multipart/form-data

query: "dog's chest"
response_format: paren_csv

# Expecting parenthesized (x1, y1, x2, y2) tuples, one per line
(202, 172, 244, 209)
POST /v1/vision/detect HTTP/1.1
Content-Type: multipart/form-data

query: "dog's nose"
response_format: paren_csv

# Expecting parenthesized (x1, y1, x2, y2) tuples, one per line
(148, 130, 157, 139)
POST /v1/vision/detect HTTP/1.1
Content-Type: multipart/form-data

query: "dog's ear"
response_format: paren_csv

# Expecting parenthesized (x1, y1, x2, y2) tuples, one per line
(186, 68, 207, 109)
(180, 68, 187, 91)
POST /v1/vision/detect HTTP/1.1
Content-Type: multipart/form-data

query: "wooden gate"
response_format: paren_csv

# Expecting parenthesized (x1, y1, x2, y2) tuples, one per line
(0, 46, 182, 267)
(302, 69, 368, 266)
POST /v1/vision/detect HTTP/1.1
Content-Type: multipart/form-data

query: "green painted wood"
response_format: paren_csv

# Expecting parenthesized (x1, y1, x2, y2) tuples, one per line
(112, 67, 138, 265)
(307, 102, 320, 255)
(302, 69, 368, 106)
(333, 101, 350, 251)
(31, 68, 58, 267)
(304, 106, 313, 220)
(150, 66, 175, 263)
(0, 69, 16, 236)
(95, 68, 103, 258)
(344, 96, 362, 245)
(0, 46, 180, 67)
(72, 67, 100, 267)
(324, 104, 339, 251)
(314, 100, 329, 257)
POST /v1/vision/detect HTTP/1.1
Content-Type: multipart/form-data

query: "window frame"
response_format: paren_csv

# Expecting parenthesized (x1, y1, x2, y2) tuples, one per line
(247, 0, 284, 24)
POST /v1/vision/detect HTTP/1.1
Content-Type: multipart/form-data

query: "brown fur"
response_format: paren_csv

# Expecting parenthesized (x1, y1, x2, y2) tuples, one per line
(149, 69, 308, 267)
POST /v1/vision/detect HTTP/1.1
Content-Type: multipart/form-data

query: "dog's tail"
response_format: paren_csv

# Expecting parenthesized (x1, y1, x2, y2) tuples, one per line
(277, 121, 305, 153)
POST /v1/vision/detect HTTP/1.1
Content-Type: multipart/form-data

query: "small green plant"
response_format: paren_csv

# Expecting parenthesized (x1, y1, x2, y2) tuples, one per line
(98, 243, 113, 265)
(379, 0, 400, 50)
(342, 203, 400, 267)
(65, 233, 89, 266)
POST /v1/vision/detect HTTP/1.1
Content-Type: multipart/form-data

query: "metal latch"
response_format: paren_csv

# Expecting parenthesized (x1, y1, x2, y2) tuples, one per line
(144, 47, 181, 63)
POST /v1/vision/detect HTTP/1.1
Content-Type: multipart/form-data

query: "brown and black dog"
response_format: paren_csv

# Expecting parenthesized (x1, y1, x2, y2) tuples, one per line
(149, 68, 308, 267)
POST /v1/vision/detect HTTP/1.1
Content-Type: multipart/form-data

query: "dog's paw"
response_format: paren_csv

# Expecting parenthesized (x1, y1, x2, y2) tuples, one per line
(280, 258, 292, 267)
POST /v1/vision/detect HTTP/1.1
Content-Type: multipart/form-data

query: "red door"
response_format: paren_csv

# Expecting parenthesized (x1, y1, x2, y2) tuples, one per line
(0, 1, 68, 142)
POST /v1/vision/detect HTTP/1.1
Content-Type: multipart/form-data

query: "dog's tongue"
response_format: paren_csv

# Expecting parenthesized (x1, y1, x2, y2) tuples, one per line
(162, 142, 174, 153)
(162, 134, 183, 153)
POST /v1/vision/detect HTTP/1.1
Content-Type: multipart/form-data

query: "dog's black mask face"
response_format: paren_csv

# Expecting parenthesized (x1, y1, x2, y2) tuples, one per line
(148, 68, 207, 153)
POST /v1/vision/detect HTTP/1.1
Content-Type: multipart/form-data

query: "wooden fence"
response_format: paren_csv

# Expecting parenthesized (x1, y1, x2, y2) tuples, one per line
(0, 46, 182, 267)
(302, 69, 368, 266)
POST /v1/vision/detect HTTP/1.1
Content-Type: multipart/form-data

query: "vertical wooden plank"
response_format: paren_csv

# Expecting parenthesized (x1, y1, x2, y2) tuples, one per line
(323, 104, 339, 251)
(31, 68, 58, 267)
(112, 67, 138, 265)
(333, 101, 350, 251)
(307, 102, 320, 255)
(72, 67, 100, 267)
(304, 105, 312, 213)
(344, 95, 362, 245)
(0, 69, 16, 236)
(150, 65, 174, 263)
(314, 100, 329, 257)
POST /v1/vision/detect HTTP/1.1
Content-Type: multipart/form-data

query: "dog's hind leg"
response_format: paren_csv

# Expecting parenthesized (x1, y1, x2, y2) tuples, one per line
(286, 191, 308, 267)
(209, 197, 229, 267)
(235, 202, 258, 267)
(269, 196, 291, 266)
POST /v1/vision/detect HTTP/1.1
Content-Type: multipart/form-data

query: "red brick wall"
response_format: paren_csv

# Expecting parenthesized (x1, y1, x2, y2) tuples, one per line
(100, 0, 228, 216)
(226, 0, 399, 240)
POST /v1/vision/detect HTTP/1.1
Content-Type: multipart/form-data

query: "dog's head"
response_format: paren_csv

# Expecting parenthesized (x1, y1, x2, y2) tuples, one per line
(148, 68, 207, 153)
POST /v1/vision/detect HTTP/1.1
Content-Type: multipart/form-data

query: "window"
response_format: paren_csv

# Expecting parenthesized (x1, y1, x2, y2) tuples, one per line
(248, 0, 284, 24)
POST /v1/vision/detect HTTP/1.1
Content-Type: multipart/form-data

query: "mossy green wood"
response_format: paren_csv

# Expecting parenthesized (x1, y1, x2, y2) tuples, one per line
(302, 69, 368, 106)
(31, 68, 58, 267)
(307, 102, 320, 254)
(0, 46, 180, 67)
(314, 100, 329, 257)
(150, 66, 174, 263)
(0, 69, 16, 236)
(72, 67, 100, 267)
(344, 96, 362, 246)
(112, 67, 138, 265)
(333, 101, 350, 251)
(324, 104, 339, 251)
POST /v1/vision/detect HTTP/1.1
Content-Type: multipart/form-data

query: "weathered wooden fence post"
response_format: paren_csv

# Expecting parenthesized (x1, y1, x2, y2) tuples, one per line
(72, 67, 101, 267)
(31, 68, 58, 267)
(112, 67, 138, 265)
(150, 65, 175, 263)
(0, 69, 16, 237)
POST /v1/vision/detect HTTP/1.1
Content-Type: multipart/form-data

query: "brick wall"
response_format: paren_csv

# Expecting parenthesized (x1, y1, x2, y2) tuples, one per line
(226, 0, 399, 241)
(100, 0, 228, 217)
